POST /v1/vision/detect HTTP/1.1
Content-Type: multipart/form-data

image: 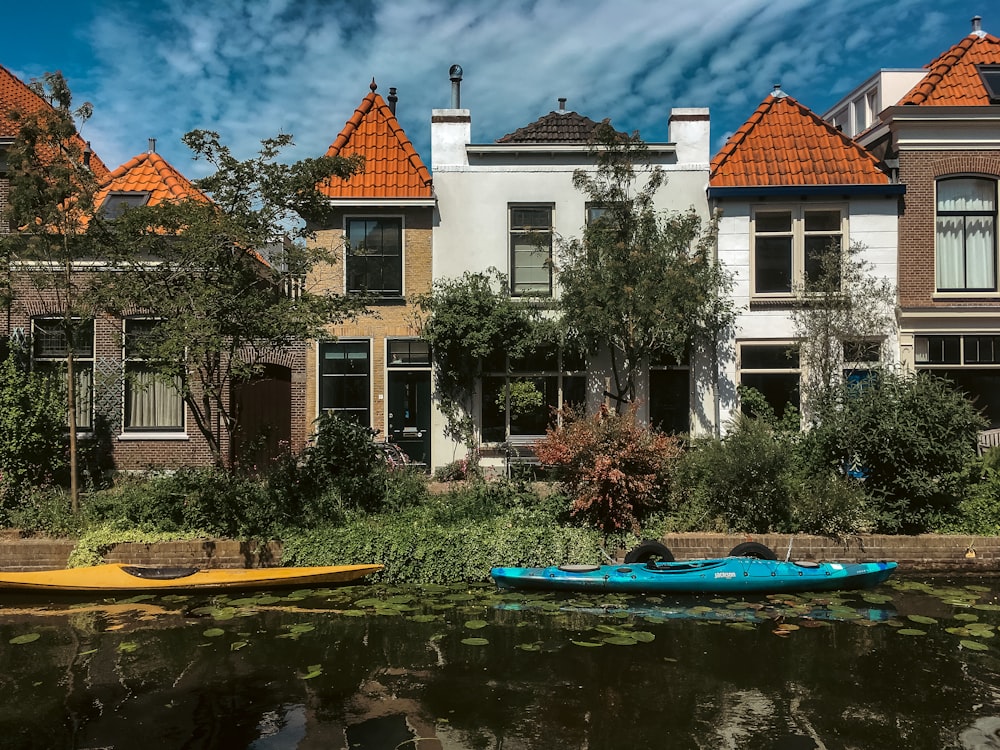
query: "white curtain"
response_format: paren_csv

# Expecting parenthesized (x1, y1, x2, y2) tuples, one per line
(127, 368, 183, 428)
(937, 179, 995, 289)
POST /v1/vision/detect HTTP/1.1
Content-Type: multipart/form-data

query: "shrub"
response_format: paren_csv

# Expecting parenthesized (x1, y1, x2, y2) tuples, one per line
(670, 415, 794, 533)
(800, 370, 986, 533)
(0, 346, 68, 519)
(535, 404, 681, 536)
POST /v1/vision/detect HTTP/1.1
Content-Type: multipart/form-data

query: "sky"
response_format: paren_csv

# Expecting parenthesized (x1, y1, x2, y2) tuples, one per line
(1, 0, 992, 179)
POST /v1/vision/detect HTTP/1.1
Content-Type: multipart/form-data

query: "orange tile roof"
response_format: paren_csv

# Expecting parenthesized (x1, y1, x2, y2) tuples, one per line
(93, 150, 208, 208)
(319, 81, 432, 199)
(710, 91, 889, 187)
(900, 31, 1000, 105)
(0, 63, 110, 180)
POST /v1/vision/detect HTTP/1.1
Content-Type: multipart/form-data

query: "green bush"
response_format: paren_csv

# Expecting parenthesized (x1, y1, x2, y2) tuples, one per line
(800, 370, 986, 533)
(788, 472, 873, 539)
(670, 416, 794, 533)
(0, 346, 68, 519)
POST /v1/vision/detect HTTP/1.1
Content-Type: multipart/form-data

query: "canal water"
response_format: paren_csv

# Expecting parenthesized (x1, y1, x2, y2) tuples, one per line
(1, 576, 1000, 749)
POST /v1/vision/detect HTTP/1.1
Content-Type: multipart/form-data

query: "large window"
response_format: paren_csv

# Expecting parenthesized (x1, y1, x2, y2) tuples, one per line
(481, 345, 585, 442)
(649, 349, 690, 434)
(915, 333, 1000, 428)
(32, 318, 94, 430)
(510, 205, 553, 296)
(936, 178, 997, 292)
(319, 340, 370, 425)
(752, 207, 844, 296)
(739, 343, 800, 419)
(123, 319, 184, 431)
(346, 218, 402, 297)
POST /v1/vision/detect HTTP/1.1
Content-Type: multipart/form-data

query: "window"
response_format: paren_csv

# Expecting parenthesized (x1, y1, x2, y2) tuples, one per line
(481, 345, 585, 442)
(752, 207, 844, 296)
(319, 340, 370, 424)
(388, 339, 431, 367)
(739, 343, 800, 419)
(100, 191, 150, 219)
(915, 333, 1000, 428)
(978, 65, 1000, 103)
(936, 178, 997, 292)
(346, 218, 402, 297)
(649, 348, 690, 434)
(123, 319, 183, 431)
(32, 318, 94, 430)
(510, 205, 553, 296)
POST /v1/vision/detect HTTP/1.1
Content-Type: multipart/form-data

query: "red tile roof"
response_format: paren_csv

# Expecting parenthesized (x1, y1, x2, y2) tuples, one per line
(319, 82, 431, 199)
(900, 31, 1000, 105)
(93, 151, 207, 208)
(710, 91, 889, 187)
(0, 63, 110, 180)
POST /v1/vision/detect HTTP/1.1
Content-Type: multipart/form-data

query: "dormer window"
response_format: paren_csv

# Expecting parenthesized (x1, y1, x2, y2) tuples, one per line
(978, 65, 1000, 103)
(101, 191, 150, 219)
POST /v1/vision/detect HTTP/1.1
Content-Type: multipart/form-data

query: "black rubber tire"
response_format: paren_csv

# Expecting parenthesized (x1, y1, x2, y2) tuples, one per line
(624, 540, 675, 564)
(728, 542, 778, 560)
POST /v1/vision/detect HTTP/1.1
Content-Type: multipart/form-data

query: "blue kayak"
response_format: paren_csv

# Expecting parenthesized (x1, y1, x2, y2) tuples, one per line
(490, 558, 897, 594)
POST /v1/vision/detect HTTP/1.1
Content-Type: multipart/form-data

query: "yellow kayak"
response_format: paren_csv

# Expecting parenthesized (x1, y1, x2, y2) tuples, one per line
(0, 563, 383, 592)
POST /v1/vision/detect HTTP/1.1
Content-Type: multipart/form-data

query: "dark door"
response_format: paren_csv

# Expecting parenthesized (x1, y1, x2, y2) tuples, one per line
(387, 370, 431, 466)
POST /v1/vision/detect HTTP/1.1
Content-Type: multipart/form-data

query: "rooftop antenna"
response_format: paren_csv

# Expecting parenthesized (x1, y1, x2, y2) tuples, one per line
(449, 64, 463, 108)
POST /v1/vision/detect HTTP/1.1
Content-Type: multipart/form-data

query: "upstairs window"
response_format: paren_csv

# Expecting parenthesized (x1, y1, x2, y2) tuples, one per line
(978, 65, 1000, 103)
(752, 207, 844, 296)
(100, 191, 150, 219)
(510, 205, 553, 296)
(346, 218, 402, 297)
(936, 178, 997, 292)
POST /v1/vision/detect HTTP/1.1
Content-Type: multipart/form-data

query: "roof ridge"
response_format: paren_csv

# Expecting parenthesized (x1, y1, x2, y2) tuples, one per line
(900, 31, 1000, 105)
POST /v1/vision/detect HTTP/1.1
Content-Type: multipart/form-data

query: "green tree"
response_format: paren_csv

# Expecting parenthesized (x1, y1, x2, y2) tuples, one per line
(558, 123, 734, 411)
(1, 72, 102, 511)
(416, 268, 545, 449)
(789, 239, 896, 416)
(95, 130, 366, 465)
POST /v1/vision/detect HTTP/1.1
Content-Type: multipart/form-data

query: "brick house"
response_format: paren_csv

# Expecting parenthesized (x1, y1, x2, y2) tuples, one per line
(709, 87, 903, 426)
(847, 17, 1000, 429)
(306, 81, 435, 466)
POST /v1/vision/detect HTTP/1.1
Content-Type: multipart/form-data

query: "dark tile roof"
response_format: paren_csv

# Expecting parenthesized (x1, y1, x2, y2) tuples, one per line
(496, 110, 615, 144)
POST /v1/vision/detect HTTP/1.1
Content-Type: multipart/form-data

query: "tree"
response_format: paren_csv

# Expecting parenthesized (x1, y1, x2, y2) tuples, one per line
(789, 239, 896, 416)
(1, 72, 103, 511)
(96, 130, 367, 466)
(416, 268, 546, 449)
(557, 123, 734, 412)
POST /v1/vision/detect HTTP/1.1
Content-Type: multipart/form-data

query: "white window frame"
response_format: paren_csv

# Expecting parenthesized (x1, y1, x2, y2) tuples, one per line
(120, 318, 186, 437)
(509, 204, 554, 297)
(31, 317, 94, 432)
(934, 177, 998, 295)
(750, 204, 847, 298)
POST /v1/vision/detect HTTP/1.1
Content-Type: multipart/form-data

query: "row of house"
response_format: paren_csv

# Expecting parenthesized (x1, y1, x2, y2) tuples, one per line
(2, 18, 999, 475)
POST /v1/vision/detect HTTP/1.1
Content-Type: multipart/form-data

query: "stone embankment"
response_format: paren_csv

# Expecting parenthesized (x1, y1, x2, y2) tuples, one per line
(0, 530, 997, 574)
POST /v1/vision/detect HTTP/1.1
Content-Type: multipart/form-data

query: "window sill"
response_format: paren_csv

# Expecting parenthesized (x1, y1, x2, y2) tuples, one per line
(118, 431, 189, 441)
(932, 291, 1000, 301)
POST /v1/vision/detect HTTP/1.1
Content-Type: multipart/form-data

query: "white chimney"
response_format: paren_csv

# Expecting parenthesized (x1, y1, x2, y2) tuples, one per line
(668, 108, 710, 165)
(432, 65, 471, 169)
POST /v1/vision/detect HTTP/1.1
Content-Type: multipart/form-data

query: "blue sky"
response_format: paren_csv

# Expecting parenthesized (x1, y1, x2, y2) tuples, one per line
(2, 0, 991, 178)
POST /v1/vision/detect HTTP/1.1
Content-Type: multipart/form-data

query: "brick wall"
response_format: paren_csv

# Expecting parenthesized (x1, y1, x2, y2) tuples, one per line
(898, 150, 1000, 308)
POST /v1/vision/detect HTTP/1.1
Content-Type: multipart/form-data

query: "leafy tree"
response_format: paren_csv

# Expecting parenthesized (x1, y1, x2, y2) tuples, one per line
(789, 239, 896, 415)
(799, 370, 986, 533)
(535, 404, 681, 537)
(95, 130, 366, 465)
(557, 123, 734, 411)
(0, 340, 68, 518)
(416, 268, 546, 449)
(1, 72, 103, 511)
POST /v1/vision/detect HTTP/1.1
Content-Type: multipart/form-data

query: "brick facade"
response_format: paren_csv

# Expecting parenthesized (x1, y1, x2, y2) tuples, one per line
(305, 206, 433, 439)
(898, 149, 1000, 308)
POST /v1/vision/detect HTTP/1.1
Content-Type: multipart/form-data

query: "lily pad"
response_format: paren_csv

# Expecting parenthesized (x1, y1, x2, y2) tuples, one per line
(9, 633, 40, 645)
(960, 640, 990, 651)
(602, 635, 637, 646)
(897, 628, 927, 636)
(300, 664, 323, 679)
(203, 628, 226, 638)
(230, 640, 249, 651)
(907, 615, 938, 625)
(461, 637, 489, 646)
(516, 642, 541, 651)
(571, 640, 603, 647)
(464, 620, 488, 630)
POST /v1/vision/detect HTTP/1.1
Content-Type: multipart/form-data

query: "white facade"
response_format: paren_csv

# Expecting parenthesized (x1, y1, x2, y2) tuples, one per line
(429, 104, 714, 468)
(823, 69, 926, 138)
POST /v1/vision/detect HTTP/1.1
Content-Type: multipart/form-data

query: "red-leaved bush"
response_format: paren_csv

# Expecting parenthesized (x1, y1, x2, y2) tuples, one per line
(534, 404, 682, 536)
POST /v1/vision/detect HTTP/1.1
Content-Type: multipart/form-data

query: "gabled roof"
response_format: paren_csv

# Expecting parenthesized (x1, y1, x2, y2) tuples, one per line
(710, 90, 891, 189)
(899, 30, 1000, 105)
(319, 81, 431, 199)
(497, 110, 614, 144)
(0, 63, 110, 180)
(93, 150, 207, 208)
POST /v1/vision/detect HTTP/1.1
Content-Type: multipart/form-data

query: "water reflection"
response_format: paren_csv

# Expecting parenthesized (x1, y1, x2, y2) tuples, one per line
(0, 579, 999, 749)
